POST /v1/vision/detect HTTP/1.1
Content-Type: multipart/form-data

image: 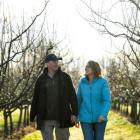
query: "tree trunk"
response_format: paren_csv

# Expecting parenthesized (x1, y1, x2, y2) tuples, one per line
(130, 101, 137, 124)
(9, 110, 13, 134)
(3, 110, 9, 137)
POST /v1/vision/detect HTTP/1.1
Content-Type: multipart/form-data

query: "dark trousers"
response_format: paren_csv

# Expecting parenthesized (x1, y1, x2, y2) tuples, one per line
(81, 121, 107, 140)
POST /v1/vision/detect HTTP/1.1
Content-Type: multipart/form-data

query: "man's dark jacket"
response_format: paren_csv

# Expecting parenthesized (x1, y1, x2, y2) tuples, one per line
(30, 67, 78, 130)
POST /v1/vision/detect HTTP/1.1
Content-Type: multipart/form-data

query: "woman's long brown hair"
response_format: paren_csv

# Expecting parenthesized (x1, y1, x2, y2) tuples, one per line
(88, 60, 101, 77)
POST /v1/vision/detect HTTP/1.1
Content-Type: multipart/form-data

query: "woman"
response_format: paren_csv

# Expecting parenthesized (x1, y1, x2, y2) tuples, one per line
(77, 60, 111, 140)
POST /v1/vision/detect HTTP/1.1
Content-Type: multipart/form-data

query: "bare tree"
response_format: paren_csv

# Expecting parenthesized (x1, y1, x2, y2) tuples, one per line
(80, 0, 140, 124)
(81, 0, 140, 71)
(0, 1, 58, 137)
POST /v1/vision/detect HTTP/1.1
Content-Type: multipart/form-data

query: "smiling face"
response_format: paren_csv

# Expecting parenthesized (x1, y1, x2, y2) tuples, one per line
(85, 60, 101, 77)
(85, 63, 94, 76)
(47, 60, 59, 72)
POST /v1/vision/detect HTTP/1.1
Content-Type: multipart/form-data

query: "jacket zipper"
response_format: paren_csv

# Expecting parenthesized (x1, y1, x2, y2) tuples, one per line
(89, 85, 93, 121)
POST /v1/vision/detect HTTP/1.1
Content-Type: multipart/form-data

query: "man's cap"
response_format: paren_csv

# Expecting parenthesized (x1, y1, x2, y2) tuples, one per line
(45, 54, 62, 63)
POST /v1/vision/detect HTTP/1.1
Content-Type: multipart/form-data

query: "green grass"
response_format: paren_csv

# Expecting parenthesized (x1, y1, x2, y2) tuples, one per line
(0, 112, 3, 128)
(0, 109, 23, 128)
(105, 111, 140, 140)
(21, 111, 140, 140)
(120, 105, 131, 114)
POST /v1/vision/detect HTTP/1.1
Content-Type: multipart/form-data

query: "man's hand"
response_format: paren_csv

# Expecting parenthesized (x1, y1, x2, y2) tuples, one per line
(71, 115, 77, 123)
(98, 115, 105, 123)
(30, 122, 36, 129)
(71, 115, 79, 128)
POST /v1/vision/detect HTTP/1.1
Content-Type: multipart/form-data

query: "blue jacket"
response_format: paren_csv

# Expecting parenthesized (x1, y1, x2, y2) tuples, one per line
(77, 76, 111, 123)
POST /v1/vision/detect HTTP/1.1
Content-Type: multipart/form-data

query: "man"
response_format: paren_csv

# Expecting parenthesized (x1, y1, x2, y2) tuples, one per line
(30, 54, 78, 140)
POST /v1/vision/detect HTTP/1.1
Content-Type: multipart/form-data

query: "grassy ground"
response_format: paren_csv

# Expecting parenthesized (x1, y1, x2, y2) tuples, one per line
(0, 109, 20, 128)
(21, 111, 140, 140)
(105, 111, 140, 140)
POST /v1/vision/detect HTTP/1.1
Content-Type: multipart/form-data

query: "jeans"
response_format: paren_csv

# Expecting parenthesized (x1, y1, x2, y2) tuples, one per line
(40, 120, 70, 140)
(81, 121, 107, 140)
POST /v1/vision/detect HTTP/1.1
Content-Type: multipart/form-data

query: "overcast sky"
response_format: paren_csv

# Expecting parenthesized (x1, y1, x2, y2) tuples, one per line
(1, 0, 119, 67)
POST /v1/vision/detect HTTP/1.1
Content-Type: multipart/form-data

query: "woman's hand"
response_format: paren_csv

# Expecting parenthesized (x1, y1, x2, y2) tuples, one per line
(98, 115, 105, 123)
(75, 121, 80, 128)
